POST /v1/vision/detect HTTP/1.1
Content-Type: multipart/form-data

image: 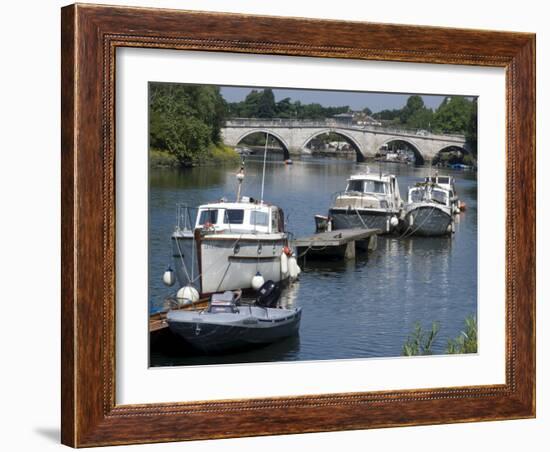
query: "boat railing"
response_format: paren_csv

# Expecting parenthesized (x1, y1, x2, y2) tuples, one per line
(176, 204, 197, 232)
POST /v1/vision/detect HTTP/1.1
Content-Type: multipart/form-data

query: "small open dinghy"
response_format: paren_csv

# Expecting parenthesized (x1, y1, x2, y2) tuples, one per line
(167, 281, 301, 353)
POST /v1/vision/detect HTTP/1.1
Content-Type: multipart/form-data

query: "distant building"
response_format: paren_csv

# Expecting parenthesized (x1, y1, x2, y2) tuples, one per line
(332, 112, 354, 125)
(352, 111, 382, 126)
(333, 111, 381, 127)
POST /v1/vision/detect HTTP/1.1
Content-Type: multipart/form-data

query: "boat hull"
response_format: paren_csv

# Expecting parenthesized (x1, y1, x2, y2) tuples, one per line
(403, 205, 453, 236)
(167, 307, 302, 353)
(172, 232, 288, 294)
(329, 208, 397, 233)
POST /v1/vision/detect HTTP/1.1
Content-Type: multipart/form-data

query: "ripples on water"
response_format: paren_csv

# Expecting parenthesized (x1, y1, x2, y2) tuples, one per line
(149, 156, 477, 366)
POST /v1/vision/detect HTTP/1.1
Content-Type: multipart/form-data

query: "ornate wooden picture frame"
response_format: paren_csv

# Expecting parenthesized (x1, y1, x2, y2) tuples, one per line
(61, 3, 535, 447)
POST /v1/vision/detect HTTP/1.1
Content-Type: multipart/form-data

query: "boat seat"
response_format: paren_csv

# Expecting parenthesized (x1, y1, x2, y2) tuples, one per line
(211, 291, 235, 304)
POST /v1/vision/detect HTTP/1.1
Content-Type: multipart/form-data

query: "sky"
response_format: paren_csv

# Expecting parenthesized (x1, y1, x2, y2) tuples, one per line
(220, 86, 449, 113)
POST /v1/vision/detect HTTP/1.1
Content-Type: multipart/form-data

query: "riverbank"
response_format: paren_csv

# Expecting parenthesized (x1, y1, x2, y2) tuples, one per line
(150, 144, 240, 168)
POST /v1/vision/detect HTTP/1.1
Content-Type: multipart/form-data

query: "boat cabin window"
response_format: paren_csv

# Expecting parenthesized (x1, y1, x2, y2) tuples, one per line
(347, 180, 364, 192)
(437, 176, 450, 184)
(409, 188, 425, 203)
(431, 190, 448, 205)
(250, 210, 269, 227)
(224, 209, 245, 224)
(278, 208, 285, 232)
(271, 209, 280, 233)
(198, 209, 218, 225)
(364, 180, 386, 194)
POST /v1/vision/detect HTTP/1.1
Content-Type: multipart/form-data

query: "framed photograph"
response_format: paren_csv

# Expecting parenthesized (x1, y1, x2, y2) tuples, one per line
(61, 3, 535, 447)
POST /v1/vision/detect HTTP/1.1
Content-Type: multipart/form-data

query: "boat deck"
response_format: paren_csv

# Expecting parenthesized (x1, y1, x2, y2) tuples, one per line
(292, 228, 381, 260)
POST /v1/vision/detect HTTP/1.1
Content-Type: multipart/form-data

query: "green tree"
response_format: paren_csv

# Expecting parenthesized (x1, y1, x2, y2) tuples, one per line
(275, 97, 294, 118)
(257, 88, 276, 118)
(227, 89, 350, 120)
(149, 83, 227, 165)
(465, 97, 478, 156)
(406, 107, 434, 130)
(372, 108, 401, 121)
(433, 96, 475, 134)
(399, 95, 425, 124)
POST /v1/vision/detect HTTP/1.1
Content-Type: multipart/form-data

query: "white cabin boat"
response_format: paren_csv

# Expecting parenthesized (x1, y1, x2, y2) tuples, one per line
(328, 171, 404, 233)
(403, 182, 454, 236)
(171, 197, 292, 295)
(423, 175, 460, 214)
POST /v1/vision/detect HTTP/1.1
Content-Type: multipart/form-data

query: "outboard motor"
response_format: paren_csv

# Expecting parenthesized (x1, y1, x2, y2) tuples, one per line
(255, 280, 281, 308)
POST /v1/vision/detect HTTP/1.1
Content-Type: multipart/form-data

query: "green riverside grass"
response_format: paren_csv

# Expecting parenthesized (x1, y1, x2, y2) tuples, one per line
(150, 144, 240, 168)
(402, 315, 477, 356)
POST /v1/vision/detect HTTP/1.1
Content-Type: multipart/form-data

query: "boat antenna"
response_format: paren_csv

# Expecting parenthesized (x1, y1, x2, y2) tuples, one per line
(260, 132, 268, 205)
(236, 160, 245, 202)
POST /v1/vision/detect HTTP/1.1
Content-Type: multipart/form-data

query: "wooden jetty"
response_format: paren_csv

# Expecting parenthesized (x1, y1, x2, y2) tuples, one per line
(292, 228, 381, 260)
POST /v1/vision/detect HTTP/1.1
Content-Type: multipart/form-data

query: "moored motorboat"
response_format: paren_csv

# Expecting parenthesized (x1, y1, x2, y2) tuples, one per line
(167, 282, 302, 353)
(168, 160, 299, 299)
(328, 169, 404, 234)
(403, 182, 454, 236)
(423, 175, 461, 214)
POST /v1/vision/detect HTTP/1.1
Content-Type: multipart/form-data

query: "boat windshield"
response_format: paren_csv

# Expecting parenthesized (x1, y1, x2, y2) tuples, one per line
(347, 180, 364, 192)
(410, 188, 426, 203)
(347, 179, 386, 194)
(431, 189, 448, 205)
(364, 180, 387, 194)
(250, 210, 269, 227)
(198, 209, 218, 225)
(409, 187, 448, 205)
(224, 209, 245, 224)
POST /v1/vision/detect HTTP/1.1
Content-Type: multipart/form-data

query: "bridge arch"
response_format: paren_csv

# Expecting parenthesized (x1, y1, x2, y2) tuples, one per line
(235, 129, 291, 160)
(433, 144, 472, 167)
(302, 129, 365, 162)
(436, 144, 470, 155)
(380, 138, 425, 165)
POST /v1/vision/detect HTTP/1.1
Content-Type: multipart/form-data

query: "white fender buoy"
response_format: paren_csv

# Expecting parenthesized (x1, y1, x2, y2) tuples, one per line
(281, 252, 289, 276)
(162, 267, 176, 287)
(289, 256, 299, 279)
(390, 216, 399, 227)
(251, 272, 265, 290)
(176, 285, 199, 306)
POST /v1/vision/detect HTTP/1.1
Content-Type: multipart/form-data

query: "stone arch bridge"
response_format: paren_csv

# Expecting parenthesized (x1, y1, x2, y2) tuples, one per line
(221, 118, 469, 163)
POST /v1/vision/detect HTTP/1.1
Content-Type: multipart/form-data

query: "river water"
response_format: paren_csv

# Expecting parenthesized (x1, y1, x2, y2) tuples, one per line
(149, 155, 477, 366)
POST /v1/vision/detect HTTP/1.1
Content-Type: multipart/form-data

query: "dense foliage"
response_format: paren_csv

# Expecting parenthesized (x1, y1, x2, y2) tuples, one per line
(227, 88, 350, 119)
(373, 95, 477, 132)
(149, 83, 227, 165)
